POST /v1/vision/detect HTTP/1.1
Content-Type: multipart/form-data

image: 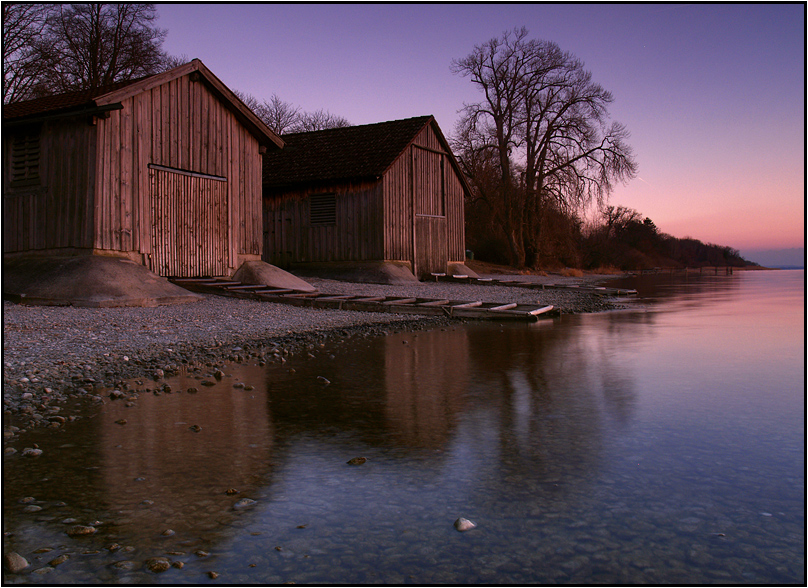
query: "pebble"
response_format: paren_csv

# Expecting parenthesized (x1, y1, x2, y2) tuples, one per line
(66, 525, 97, 537)
(4, 551, 29, 573)
(454, 517, 477, 532)
(233, 498, 257, 510)
(146, 557, 171, 573)
(49, 554, 70, 566)
(346, 457, 367, 465)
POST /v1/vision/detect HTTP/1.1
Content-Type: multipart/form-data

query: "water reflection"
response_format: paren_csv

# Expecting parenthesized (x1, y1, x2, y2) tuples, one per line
(3, 271, 804, 584)
(3, 367, 275, 581)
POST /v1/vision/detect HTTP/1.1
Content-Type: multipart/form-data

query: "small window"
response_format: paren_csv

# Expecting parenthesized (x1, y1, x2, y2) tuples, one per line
(11, 129, 41, 186)
(310, 193, 337, 226)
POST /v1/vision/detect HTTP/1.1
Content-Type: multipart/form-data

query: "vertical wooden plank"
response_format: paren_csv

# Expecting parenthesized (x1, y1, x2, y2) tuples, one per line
(170, 79, 179, 168)
(110, 110, 122, 250)
(152, 86, 161, 165)
(120, 99, 133, 251)
(179, 74, 188, 171)
(94, 117, 106, 250)
(51, 125, 64, 248)
(138, 88, 152, 254)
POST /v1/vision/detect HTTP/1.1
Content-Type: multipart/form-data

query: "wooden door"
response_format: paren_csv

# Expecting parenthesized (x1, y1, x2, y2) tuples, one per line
(412, 146, 447, 278)
(149, 166, 229, 277)
(415, 216, 447, 278)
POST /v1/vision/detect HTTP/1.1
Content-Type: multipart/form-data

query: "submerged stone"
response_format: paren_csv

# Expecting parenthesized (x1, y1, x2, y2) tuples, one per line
(454, 517, 477, 532)
(146, 557, 171, 573)
(66, 525, 97, 536)
(4, 552, 29, 573)
(233, 498, 257, 510)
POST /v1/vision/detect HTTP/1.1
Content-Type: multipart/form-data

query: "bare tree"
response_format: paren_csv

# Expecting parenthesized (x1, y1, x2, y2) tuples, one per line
(30, 3, 167, 94)
(601, 205, 643, 238)
(452, 27, 637, 267)
(292, 108, 351, 132)
(234, 90, 349, 135)
(158, 52, 191, 72)
(259, 94, 302, 135)
(451, 29, 531, 265)
(2, 3, 56, 103)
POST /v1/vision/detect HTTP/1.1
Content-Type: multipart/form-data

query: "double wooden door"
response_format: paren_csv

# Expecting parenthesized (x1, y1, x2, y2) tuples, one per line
(149, 166, 229, 277)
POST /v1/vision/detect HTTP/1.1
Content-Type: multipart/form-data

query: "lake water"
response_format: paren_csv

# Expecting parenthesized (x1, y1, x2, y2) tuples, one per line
(3, 270, 804, 584)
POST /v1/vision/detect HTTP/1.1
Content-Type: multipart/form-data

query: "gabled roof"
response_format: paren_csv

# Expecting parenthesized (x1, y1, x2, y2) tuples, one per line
(262, 115, 469, 193)
(3, 59, 283, 149)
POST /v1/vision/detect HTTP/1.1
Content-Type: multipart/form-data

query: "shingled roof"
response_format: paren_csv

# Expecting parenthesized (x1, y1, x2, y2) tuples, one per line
(262, 115, 437, 189)
(3, 78, 146, 120)
(3, 60, 282, 149)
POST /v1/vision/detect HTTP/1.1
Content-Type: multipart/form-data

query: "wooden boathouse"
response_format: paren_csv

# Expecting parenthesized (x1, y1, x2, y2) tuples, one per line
(2, 59, 283, 278)
(261, 116, 474, 281)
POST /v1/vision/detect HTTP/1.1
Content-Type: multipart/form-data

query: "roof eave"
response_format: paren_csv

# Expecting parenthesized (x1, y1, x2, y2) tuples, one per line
(263, 174, 381, 193)
(3, 103, 124, 126)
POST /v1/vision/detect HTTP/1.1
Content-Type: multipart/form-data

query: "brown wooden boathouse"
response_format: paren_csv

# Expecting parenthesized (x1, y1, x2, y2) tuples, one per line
(261, 116, 472, 280)
(3, 59, 283, 278)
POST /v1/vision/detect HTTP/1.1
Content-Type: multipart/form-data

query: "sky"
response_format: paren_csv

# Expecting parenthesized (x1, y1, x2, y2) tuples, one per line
(155, 3, 805, 261)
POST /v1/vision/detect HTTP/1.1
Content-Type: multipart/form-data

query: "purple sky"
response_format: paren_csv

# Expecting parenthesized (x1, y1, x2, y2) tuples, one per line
(156, 3, 805, 256)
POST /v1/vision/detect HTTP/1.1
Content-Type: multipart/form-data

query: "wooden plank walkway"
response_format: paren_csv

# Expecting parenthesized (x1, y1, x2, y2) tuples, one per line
(171, 277, 559, 322)
(430, 273, 638, 296)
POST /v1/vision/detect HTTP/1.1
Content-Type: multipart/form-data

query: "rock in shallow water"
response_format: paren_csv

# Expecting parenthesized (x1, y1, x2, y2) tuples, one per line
(454, 517, 477, 532)
(146, 557, 171, 573)
(233, 498, 257, 510)
(48, 554, 70, 566)
(4, 552, 29, 573)
(66, 525, 97, 536)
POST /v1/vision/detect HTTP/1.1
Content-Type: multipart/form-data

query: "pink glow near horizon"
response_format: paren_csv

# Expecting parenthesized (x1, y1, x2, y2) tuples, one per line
(155, 3, 805, 254)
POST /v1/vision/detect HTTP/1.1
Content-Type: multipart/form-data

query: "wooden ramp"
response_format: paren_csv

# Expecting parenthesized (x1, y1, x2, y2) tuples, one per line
(171, 277, 559, 322)
(431, 274, 638, 296)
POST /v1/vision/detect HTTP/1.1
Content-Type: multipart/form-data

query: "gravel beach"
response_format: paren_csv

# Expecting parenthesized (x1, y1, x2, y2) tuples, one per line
(3, 273, 626, 435)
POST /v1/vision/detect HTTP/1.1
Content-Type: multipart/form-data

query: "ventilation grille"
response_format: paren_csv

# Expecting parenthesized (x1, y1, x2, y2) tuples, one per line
(310, 193, 337, 226)
(11, 132, 41, 185)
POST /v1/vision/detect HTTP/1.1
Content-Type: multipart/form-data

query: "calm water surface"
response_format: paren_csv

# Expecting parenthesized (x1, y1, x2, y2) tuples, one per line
(3, 270, 804, 584)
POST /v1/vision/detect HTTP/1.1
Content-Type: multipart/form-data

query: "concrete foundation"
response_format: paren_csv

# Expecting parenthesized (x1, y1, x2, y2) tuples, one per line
(2, 256, 201, 307)
(288, 261, 420, 285)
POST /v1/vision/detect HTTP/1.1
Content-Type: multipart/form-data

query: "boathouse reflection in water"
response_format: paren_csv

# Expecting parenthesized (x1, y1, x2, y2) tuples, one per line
(97, 365, 274, 542)
(4, 317, 641, 578)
